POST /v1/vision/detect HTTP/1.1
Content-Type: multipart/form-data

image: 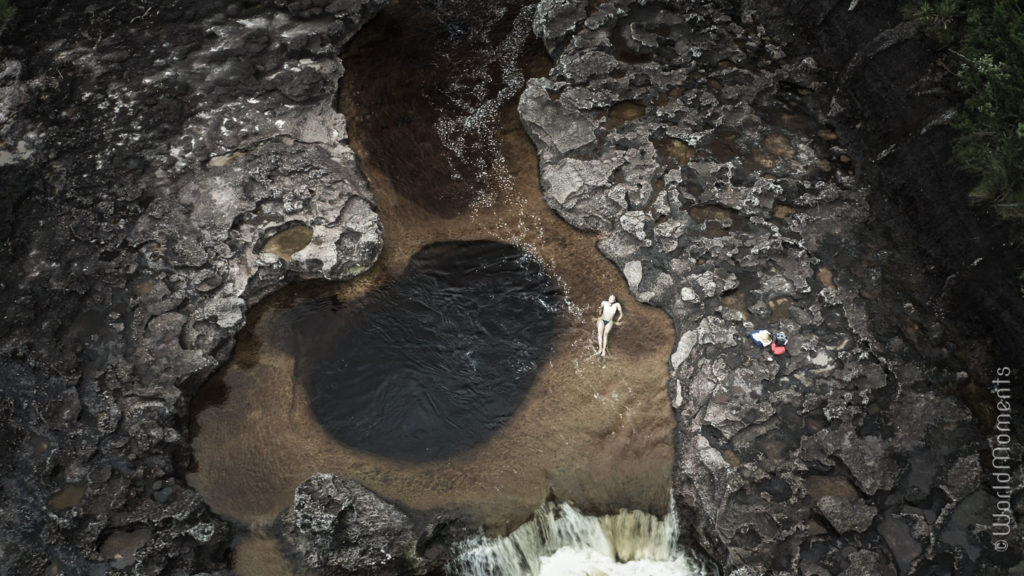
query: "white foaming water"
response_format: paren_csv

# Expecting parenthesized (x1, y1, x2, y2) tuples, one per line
(540, 548, 700, 576)
(434, 1, 535, 210)
(450, 502, 705, 576)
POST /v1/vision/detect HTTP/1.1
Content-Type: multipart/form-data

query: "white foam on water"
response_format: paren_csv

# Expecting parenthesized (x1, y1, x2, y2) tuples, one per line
(450, 501, 705, 576)
(434, 1, 535, 210)
(540, 547, 701, 576)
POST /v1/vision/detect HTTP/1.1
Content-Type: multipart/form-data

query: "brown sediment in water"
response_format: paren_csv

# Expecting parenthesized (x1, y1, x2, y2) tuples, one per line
(188, 0, 677, 565)
(189, 85, 676, 531)
(707, 129, 740, 162)
(688, 204, 747, 239)
(49, 484, 86, 511)
(232, 533, 295, 576)
(260, 225, 314, 262)
(604, 101, 647, 130)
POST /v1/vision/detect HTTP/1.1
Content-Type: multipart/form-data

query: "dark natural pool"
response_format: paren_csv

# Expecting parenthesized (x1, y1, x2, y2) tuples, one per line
(188, 0, 678, 573)
(289, 240, 561, 460)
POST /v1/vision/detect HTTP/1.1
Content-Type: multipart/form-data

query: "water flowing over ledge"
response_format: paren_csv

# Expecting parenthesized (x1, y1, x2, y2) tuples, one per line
(451, 501, 704, 576)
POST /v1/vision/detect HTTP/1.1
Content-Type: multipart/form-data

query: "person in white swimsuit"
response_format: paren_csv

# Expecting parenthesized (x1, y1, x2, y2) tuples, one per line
(596, 295, 623, 357)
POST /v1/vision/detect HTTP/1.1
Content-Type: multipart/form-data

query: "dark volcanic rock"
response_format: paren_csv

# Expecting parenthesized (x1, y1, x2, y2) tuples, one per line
(277, 474, 422, 576)
(0, 0, 385, 574)
(3, 0, 1021, 574)
(738, 0, 1024, 397)
(521, 0, 1021, 574)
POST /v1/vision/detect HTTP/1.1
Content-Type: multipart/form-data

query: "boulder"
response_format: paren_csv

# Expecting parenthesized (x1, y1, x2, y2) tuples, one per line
(277, 474, 420, 576)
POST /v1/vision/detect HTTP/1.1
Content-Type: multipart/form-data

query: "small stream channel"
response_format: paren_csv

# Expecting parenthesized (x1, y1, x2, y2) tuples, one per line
(188, 1, 695, 573)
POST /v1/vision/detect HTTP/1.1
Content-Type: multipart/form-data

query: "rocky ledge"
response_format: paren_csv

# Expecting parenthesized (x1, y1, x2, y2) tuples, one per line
(1, 0, 385, 573)
(520, 0, 1021, 573)
(740, 0, 1024, 394)
(2, 0, 1021, 575)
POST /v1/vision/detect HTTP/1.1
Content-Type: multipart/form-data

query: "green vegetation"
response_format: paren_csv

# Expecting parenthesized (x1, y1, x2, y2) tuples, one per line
(0, 0, 15, 25)
(913, 0, 965, 43)
(910, 0, 1024, 219)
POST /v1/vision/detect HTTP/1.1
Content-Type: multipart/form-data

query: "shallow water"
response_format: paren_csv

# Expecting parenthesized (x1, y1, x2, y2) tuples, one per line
(188, 0, 680, 571)
(189, 273, 675, 528)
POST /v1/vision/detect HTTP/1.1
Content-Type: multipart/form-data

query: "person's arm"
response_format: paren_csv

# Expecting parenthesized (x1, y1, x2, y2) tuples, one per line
(614, 303, 623, 322)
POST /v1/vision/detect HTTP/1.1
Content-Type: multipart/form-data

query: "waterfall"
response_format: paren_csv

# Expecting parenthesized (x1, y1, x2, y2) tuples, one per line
(450, 502, 704, 576)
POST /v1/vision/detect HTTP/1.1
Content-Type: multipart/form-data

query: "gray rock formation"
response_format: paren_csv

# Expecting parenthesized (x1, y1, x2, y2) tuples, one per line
(277, 474, 421, 576)
(520, 0, 1021, 573)
(0, 0, 385, 573)
(2, 0, 1020, 575)
(740, 0, 1024, 372)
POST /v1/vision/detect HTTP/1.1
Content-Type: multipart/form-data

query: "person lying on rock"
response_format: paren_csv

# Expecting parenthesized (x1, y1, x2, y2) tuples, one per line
(597, 295, 623, 357)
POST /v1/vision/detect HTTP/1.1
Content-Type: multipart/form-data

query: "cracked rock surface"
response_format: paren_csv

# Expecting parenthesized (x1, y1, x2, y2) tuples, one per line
(277, 474, 420, 576)
(1, 0, 384, 573)
(521, 0, 1021, 573)
(2, 0, 1022, 575)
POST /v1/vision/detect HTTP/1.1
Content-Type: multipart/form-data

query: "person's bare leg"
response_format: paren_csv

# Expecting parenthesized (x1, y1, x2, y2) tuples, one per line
(599, 320, 613, 357)
(596, 295, 621, 357)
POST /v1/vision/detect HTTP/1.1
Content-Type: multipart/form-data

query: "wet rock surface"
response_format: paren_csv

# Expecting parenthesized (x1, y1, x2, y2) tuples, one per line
(521, 0, 1021, 574)
(0, 0, 385, 573)
(277, 473, 421, 575)
(2, 0, 1021, 575)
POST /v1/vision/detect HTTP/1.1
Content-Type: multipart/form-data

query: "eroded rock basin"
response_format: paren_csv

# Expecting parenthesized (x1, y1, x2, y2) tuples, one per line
(188, 0, 678, 571)
(188, 228, 676, 538)
(187, 148, 677, 528)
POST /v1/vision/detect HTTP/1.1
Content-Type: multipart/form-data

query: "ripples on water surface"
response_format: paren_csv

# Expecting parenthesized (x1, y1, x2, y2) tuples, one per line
(339, 0, 541, 216)
(290, 241, 562, 460)
(189, 0, 685, 573)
